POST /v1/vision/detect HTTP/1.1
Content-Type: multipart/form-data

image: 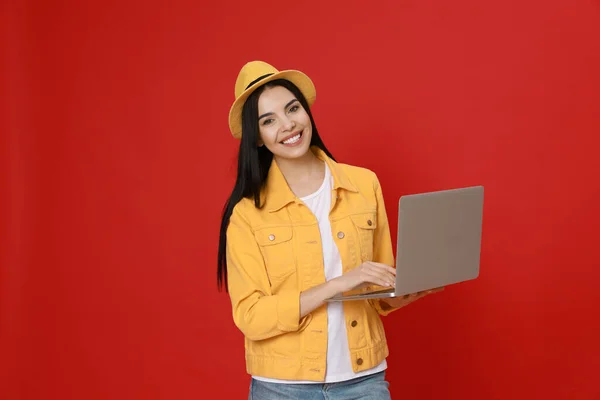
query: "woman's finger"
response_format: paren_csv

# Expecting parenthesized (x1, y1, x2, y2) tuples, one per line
(365, 262, 396, 275)
(363, 268, 395, 286)
(366, 276, 394, 287)
(363, 264, 396, 284)
(368, 276, 394, 287)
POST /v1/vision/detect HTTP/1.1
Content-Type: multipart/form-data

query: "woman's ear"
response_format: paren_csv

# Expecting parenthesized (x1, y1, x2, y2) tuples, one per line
(257, 138, 264, 147)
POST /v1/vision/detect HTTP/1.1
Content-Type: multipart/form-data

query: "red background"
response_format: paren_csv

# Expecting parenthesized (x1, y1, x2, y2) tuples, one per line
(2, 0, 600, 398)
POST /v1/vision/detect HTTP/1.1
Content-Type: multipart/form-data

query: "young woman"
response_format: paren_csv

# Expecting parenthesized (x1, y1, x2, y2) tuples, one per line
(218, 61, 440, 399)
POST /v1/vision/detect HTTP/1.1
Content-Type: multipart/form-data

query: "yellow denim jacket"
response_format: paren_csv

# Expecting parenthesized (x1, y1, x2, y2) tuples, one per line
(226, 147, 401, 381)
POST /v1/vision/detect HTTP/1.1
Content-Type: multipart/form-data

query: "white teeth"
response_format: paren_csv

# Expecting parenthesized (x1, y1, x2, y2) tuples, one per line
(282, 133, 301, 144)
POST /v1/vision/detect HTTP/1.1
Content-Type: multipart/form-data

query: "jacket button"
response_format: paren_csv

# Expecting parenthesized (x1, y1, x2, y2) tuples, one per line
(351, 320, 357, 327)
(367, 220, 373, 226)
(268, 234, 275, 241)
(337, 231, 345, 239)
(356, 358, 363, 365)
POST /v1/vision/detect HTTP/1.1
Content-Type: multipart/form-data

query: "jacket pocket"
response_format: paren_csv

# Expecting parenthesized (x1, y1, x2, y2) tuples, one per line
(350, 212, 377, 262)
(254, 226, 296, 281)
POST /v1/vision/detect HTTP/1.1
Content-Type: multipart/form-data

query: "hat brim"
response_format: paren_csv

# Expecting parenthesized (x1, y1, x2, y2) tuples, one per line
(228, 70, 316, 139)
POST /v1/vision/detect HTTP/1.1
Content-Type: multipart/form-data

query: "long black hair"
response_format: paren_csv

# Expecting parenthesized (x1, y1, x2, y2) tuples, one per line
(217, 78, 335, 291)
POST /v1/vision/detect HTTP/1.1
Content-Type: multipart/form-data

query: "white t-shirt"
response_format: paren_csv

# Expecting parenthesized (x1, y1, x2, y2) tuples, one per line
(253, 163, 387, 384)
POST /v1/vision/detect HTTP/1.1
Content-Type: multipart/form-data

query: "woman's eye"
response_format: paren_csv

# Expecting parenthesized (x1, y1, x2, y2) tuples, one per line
(262, 118, 274, 126)
(289, 105, 299, 113)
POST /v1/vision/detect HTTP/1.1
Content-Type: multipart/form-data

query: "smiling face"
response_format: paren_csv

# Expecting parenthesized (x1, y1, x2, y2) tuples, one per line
(257, 85, 313, 161)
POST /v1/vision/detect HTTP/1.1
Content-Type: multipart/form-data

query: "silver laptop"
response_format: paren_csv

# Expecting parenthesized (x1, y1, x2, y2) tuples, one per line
(326, 186, 484, 301)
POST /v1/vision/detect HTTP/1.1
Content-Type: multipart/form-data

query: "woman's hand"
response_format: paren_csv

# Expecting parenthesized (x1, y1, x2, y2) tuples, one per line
(380, 287, 445, 310)
(300, 262, 395, 318)
(332, 262, 397, 293)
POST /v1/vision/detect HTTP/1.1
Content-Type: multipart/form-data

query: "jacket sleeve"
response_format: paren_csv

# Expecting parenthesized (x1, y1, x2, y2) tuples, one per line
(226, 204, 306, 340)
(368, 174, 404, 316)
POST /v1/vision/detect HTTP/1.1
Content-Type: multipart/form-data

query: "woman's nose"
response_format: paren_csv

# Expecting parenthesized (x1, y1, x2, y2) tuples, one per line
(281, 116, 295, 132)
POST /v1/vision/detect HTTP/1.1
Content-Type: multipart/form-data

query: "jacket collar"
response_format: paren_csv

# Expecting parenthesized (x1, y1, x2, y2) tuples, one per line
(264, 146, 358, 213)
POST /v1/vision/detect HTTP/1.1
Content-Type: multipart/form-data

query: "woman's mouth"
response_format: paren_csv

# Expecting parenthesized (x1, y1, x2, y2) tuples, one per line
(280, 131, 304, 146)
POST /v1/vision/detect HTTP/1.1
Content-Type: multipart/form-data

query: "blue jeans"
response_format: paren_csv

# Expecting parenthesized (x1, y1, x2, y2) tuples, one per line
(249, 371, 391, 400)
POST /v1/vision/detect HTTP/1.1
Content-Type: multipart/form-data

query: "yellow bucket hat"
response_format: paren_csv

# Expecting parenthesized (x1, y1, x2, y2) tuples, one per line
(228, 61, 316, 139)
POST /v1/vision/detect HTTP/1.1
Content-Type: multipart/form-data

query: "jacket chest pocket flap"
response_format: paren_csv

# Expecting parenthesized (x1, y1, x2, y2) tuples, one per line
(350, 213, 377, 261)
(254, 226, 295, 280)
